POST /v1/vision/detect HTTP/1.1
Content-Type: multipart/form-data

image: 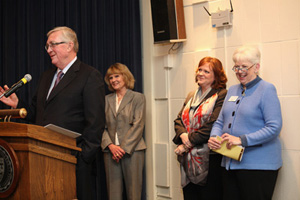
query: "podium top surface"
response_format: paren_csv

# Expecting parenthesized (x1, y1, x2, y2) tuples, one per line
(0, 122, 81, 151)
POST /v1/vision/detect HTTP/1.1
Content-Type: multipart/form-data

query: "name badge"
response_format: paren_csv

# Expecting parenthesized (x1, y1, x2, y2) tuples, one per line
(228, 96, 238, 102)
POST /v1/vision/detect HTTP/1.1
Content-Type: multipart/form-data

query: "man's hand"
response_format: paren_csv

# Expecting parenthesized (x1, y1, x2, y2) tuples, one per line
(0, 85, 19, 108)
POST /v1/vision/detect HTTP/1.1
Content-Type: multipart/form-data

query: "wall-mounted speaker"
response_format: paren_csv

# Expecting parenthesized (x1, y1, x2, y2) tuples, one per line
(150, 0, 187, 44)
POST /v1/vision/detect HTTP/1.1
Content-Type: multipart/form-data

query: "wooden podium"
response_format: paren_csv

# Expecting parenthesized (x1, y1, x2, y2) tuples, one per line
(0, 122, 81, 199)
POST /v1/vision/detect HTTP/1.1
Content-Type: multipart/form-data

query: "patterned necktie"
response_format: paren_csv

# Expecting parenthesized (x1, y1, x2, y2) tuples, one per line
(49, 71, 64, 97)
(53, 71, 64, 89)
(48, 71, 64, 99)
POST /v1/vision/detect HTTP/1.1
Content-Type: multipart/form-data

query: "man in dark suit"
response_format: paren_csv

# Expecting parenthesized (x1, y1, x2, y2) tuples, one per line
(0, 26, 105, 200)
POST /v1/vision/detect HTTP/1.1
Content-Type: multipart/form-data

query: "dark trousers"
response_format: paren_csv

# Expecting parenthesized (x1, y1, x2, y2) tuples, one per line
(76, 155, 96, 200)
(222, 168, 279, 200)
(183, 153, 223, 200)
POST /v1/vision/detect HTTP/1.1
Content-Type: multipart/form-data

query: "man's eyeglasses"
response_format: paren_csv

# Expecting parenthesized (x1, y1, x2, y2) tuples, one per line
(45, 42, 66, 51)
(232, 63, 256, 73)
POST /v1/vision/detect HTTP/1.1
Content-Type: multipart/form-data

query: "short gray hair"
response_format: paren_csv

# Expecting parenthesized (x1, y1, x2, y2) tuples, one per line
(47, 26, 79, 53)
(233, 46, 261, 64)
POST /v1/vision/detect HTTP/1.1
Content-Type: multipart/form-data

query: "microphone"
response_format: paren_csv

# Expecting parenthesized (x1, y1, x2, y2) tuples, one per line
(0, 74, 32, 99)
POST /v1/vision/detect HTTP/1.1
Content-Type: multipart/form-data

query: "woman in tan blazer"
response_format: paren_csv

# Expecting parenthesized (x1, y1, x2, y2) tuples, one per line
(101, 63, 146, 200)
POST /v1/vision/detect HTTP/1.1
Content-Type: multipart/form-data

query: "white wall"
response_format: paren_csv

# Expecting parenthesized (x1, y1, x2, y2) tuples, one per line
(141, 0, 300, 199)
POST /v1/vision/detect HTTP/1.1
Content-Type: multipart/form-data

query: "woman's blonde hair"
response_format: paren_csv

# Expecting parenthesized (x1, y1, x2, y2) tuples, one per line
(104, 63, 135, 91)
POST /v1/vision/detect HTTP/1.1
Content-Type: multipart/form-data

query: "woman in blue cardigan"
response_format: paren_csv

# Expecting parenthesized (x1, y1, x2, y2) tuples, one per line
(208, 46, 282, 200)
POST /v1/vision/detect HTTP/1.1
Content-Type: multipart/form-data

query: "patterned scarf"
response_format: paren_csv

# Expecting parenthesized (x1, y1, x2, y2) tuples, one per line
(181, 92, 218, 134)
(179, 90, 218, 187)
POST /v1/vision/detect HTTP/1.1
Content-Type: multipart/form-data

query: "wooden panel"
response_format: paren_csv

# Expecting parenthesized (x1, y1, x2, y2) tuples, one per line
(175, 0, 186, 39)
(5, 147, 77, 200)
(28, 152, 76, 199)
(11, 143, 77, 164)
(0, 123, 78, 199)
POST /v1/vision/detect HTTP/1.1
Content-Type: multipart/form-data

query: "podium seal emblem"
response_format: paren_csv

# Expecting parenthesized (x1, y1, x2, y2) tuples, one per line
(0, 139, 19, 198)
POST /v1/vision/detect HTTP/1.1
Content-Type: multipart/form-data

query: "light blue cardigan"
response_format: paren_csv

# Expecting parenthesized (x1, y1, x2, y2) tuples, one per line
(211, 76, 282, 170)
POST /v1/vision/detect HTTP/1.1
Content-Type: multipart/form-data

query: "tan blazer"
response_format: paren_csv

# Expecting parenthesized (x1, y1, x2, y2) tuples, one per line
(101, 89, 146, 154)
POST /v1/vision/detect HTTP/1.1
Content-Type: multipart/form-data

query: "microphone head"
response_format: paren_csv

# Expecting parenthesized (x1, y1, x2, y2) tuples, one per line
(24, 74, 32, 82)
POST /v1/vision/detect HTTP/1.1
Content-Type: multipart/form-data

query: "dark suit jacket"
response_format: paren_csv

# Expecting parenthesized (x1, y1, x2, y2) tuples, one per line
(173, 88, 227, 146)
(19, 59, 105, 163)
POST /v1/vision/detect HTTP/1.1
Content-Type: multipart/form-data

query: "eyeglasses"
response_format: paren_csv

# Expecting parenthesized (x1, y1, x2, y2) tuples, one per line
(232, 63, 256, 73)
(45, 42, 66, 51)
